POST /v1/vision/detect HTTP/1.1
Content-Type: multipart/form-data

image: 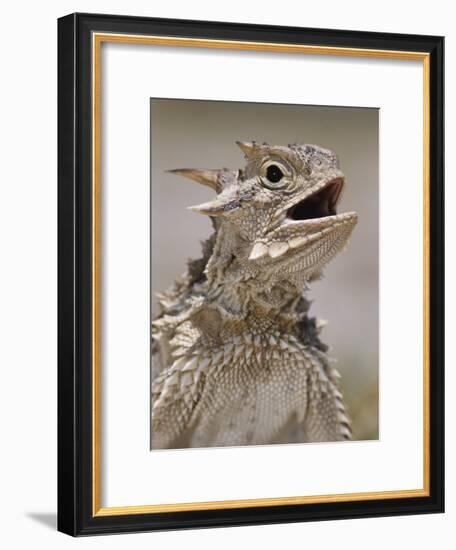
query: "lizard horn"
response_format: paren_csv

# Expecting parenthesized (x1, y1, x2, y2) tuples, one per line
(235, 141, 256, 158)
(167, 168, 222, 193)
(236, 140, 268, 158)
(188, 198, 241, 217)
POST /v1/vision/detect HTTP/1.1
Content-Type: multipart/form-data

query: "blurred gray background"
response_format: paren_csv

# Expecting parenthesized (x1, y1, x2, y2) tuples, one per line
(151, 99, 379, 441)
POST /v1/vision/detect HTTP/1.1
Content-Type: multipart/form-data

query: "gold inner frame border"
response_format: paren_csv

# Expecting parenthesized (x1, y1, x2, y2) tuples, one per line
(91, 32, 430, 517)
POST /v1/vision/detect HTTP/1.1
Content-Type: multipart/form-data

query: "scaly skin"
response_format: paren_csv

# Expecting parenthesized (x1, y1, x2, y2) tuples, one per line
(151, 141, 357, 449)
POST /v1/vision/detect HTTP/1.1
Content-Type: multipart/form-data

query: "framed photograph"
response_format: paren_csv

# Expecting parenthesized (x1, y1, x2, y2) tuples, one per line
(58, 13, 444, 536)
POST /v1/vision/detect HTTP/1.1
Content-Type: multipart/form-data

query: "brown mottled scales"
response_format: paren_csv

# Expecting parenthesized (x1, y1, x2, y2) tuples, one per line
(151, 141, 357, 449)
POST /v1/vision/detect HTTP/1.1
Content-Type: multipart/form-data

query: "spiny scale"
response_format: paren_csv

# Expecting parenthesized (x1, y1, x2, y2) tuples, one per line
(151, 331, 351, 449)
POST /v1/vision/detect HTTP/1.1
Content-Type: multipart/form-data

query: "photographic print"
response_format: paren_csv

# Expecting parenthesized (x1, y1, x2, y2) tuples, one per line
(58, 14, 443, 534)
(150, 99, 379, 450)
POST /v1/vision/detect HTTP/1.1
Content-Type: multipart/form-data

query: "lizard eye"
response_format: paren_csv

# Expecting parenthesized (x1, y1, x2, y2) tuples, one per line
(266, 164, 284, 184)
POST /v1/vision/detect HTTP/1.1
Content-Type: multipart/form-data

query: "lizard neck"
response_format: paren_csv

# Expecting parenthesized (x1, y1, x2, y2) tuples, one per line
(190, 269, 326, 351)
(190, 289, 327, 353)
(202, 225, 309, 323)
(155, 231, 326, 351)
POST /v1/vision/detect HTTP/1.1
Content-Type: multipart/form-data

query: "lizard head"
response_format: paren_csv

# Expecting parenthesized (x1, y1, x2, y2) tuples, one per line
(169, 141, 357, 285)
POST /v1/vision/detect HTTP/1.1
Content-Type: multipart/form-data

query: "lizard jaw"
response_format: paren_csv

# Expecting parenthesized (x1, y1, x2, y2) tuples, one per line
(248, 212, 357, 261)
(248, 177, 357, 261)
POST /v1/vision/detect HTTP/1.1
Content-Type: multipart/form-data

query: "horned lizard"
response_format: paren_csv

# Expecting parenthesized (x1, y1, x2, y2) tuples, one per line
(151, 141, 357, 449)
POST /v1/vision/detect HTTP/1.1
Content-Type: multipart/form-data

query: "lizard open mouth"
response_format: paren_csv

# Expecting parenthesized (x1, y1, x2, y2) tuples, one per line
(287, 177, 344, 221)
(249, 175, 356, 261)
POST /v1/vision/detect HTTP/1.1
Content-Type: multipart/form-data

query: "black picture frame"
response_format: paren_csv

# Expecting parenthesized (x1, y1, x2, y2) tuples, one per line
(58, 12, 444, 536)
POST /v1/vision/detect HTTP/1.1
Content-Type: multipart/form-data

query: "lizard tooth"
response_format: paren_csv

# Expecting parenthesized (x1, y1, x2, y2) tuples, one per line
(268, 241, 290, 258)
(253, 335, 261, 347)
(269, 334, 277, 346)
(245, 346, 254, 359)
(182, 356, 199, 371)
(279, 338, 288, 350)
(249, 242, 268, 260)
(288, 236, 307, 249)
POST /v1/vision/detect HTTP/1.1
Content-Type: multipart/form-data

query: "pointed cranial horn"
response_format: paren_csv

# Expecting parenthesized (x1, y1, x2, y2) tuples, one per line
(188, 200, 226, 217)
(235, 141, 255, 158)
(167, 169, 222, 192)
(236, 140, 268, 159)
(188, 199, 241, 217)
